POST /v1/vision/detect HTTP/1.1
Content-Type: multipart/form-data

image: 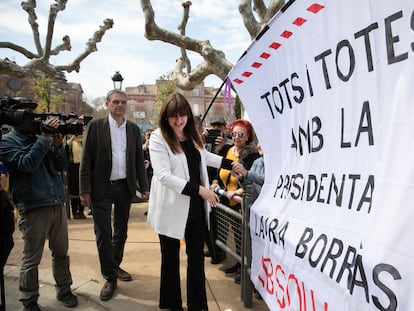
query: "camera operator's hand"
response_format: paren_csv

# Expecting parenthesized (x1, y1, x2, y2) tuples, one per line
(201, 127, 210, 139)
(41, 118, 60, 138)
(214, 134, 224, 145)
(203, 127, 224, 146)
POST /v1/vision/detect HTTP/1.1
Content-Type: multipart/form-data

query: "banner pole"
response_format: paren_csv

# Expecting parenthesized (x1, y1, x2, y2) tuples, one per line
(201, 77, 228, 124)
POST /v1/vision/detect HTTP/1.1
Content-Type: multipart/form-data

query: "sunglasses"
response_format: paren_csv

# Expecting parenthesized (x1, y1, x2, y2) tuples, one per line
(231, 132, 245, 138)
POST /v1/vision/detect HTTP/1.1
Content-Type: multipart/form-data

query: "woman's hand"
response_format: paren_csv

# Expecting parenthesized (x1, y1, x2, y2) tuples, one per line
(225, 190, 243, 204)
(232, 162, 247, 178)
(209, 179, 219, 191)
(199, 186, 219, 207)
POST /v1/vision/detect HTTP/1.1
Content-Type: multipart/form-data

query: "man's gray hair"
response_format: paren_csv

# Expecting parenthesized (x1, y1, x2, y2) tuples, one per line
(106, 89, 127, 102)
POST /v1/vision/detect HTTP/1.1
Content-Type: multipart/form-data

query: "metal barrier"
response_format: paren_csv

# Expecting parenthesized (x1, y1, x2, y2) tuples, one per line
(215, 203, 242, 263)
(214, 183, 259, 308)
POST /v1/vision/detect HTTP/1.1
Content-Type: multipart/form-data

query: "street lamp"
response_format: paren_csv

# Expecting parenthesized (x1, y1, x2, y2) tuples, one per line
(111, 71, 124, 90)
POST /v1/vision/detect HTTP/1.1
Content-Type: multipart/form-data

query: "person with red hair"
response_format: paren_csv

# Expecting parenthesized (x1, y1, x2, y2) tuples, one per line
(210, 119, 260, 280)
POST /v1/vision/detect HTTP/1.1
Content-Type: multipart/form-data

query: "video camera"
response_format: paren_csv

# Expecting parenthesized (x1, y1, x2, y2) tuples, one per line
(0, 94, 92, 136)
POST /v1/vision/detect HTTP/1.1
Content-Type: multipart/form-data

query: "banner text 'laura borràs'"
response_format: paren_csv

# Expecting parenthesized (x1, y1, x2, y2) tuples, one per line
(252, 214, 401, 310)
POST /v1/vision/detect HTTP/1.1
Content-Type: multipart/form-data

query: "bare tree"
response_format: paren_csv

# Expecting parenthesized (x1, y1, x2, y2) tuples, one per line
(140, 0, 284, 90)
(0, 0, 113, 79)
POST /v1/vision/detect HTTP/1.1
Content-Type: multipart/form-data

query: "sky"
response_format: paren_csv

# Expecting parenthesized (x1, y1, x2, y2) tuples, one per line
(0, 0, 255, 102)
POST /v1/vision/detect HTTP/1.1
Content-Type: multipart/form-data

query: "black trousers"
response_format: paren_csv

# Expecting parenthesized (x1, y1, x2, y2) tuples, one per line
(159, 203, 208, 311)
(92, 180, 132, 281)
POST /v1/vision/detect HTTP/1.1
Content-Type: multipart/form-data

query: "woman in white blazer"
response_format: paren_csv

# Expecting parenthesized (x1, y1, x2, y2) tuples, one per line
(147, 93, 232, 311)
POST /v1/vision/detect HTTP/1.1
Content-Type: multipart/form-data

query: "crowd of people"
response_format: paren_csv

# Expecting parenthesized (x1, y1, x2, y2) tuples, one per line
(0, 89, 265, 311)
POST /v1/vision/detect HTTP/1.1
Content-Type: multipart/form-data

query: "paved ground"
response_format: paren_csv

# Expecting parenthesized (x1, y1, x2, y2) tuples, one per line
(4, 202, 270, 311)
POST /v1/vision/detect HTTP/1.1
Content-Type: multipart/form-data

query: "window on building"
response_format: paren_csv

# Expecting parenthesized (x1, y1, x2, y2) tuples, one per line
(192, 88, 200, 96)
(193, 103, 200, 116)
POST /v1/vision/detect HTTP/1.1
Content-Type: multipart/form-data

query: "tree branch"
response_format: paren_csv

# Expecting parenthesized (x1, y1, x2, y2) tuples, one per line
(0, 58, 29, 78)
(55, 19, 114, 73)
(50, 35, 71, 56)
(0, 2, 113, 79)
(178, 1, 192, 75)
(265, 0, 284, 22)
(140, 0, 284, 89)
(0, 42, 37, 59)
(21, 0, 43, 56)
(140, 0, 233, 90)
(43, 0, 68, 60)
(253, 0, 268, 21)
(240, 0, 284, 39)
(239, 0, 261, 39)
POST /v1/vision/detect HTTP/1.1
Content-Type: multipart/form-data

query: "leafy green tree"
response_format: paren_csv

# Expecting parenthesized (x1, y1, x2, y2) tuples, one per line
(156, 74, 176, 106)
(152, 73, 176, 125)
(32, 77, 63, 112)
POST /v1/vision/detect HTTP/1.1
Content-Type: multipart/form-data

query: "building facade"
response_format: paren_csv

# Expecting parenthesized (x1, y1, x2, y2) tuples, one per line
(125, 80, 234, 132)
(1, 73, 235, 132)
(0, 73, 93, 117)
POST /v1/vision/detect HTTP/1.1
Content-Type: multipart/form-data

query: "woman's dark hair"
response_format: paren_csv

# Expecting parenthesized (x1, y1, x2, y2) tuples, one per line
(158, 92, 203, 154)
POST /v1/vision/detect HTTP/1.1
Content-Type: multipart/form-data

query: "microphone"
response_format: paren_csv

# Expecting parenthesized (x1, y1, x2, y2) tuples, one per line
(213, 187, 242, 203)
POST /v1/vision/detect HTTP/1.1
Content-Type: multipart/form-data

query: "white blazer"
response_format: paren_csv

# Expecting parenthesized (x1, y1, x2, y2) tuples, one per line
(147, 128, 223, 240)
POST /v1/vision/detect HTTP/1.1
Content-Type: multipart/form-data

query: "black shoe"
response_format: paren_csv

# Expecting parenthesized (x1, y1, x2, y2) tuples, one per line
(210, 251, 226, 264)
(234, 273, 241, 284)
(100, 279, 117, 301)
(225, 263, 240, 275)
(117, 267, 132, 281)
(24, 301, 41, 311)
(57, 291, 78, 308)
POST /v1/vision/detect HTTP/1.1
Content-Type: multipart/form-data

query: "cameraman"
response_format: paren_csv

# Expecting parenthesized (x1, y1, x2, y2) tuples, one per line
(0, 106, 78, 310)
(201, 117, 229, 154)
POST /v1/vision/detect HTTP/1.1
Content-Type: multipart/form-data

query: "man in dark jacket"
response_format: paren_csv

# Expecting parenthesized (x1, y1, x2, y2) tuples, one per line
(79, 89, 149, 301)
(0, 112, 78, 311)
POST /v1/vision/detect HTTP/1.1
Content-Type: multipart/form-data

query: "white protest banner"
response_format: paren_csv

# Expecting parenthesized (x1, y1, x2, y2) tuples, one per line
(228, 1, 414, 310)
